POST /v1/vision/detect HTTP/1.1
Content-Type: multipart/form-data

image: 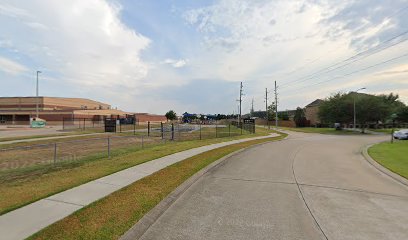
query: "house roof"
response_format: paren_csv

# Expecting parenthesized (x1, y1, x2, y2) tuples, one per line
(305, 99, 324, 108)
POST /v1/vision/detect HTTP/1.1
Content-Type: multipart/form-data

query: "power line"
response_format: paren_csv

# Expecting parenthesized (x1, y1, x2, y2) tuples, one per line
(280, 30, 408, 89)
(281, 5, 408, 87)
(282, 52, 408, 94)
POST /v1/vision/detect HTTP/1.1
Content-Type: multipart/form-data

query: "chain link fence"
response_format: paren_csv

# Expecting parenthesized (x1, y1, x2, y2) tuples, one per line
(0, 122, 255, 182)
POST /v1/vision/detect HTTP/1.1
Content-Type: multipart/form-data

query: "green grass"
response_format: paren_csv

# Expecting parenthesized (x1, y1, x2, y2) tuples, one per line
(278, 127, 363, 135)
(27, 133, 286, 240)
(0, 127, 274, 215)
(368, 141, 408, 179)
(368, 128, 399, 134)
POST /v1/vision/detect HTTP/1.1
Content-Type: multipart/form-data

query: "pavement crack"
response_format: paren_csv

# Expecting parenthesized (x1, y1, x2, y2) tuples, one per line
(298, 183, 408, 199)
(211, 176, 295, 185)
(44, 198, 85, 207)
(291, 145, 329, 240)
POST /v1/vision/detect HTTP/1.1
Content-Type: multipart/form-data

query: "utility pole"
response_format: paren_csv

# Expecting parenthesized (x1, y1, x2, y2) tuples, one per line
(250, 98, 254, 118)
(274, 81, 278, 128)
(36, 70, 41, 119)
(237, 82, 243, 123)
(265, 88, 269, 129)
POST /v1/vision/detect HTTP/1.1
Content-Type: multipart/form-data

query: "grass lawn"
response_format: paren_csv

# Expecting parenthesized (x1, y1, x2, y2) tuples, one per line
(278, 127, 363, 135)
(0, 127, 276, 215)
(368, 128, 399, 134)
(27, 133, 286, 240)
(368, 140, 408, 179)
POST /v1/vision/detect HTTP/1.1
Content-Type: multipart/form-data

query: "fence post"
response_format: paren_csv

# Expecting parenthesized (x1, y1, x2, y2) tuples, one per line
(229, 124, 231, 137)
(83, 118, 86, 130)
(53, 143, 57, 164)
(215, 123, 218, 138)
(148, 121, 150, 137)
(161, 122, 164, 139)
(133, 120, 136, 135)
(178, 124, 181, 140)
(141, 135, 144, 149)
(171, 123, 174, 140)
(107, 137, 111, 158)
(199, 123, 202, 140)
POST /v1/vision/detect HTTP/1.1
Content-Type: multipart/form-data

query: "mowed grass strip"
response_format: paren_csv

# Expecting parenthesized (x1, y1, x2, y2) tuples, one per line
(28, 134, 286, 240)
(0, 127, 275, 215)
(278, 127, 363, 135)
(368, 140, 408, 179)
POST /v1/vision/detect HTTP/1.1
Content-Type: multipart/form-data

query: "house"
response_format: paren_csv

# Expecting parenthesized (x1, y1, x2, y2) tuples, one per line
(304, 99, 324, 126)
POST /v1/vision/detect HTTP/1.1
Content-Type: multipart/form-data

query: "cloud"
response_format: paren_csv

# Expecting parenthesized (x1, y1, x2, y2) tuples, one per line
(0, 56, 28, 75)
(0, 0, 150, 89)
(163, 58, 188, 68)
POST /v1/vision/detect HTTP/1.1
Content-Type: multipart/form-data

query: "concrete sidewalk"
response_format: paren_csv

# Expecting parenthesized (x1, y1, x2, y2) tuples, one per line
(0, 133, 278, 240)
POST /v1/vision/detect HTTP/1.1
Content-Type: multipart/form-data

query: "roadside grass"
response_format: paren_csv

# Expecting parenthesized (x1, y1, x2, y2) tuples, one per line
(368, 140, 408, 179)
(27, 133, 286, 240)
(278, 127, 363, 135)
(0, 127, 274, 215)
(368, 128, 399, 134)
(0, 129, 106, 143)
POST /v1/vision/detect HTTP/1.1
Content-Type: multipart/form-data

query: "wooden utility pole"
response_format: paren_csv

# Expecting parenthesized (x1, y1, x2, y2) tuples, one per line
(265, 88, 269, 129)
(275, 81, 278, 128)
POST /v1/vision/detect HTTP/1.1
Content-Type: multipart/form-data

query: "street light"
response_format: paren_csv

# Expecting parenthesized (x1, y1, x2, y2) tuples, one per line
(353, 87, 366, 130)
(36, 70, 41, 119)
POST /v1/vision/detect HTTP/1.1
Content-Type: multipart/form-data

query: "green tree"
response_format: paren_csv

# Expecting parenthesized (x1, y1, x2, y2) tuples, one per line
(318, 92, 353, 125)
(165, 110, 177, 121)
(294, 107, 307, 127)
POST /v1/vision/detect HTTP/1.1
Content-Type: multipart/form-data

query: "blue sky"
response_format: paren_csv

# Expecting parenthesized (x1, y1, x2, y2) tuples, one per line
(0, 0, 407, 115)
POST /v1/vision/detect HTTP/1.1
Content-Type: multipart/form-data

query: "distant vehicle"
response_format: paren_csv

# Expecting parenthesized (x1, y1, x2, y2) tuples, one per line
(334, 123, 342, 130)
(393, 129, 408, 140)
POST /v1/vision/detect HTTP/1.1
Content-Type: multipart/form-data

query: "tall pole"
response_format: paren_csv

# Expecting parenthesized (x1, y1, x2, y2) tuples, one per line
(36, 71, 41, 119)
(353, 87, 366, 130)
(251, 98, 254, 118)
(238, 82, 243, 123)
(275, 81, 278, 128)
(265, 88, 269, 129)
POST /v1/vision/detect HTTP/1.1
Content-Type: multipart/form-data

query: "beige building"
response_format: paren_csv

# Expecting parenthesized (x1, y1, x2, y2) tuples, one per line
(0, 97, 128, 124)
(304, 99, 324, 126)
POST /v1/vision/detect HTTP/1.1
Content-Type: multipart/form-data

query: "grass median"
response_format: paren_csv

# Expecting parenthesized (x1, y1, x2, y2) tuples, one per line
(0, 127, 275, 215)
(27, 133, 286, 240)
(368, 140, 408, 179)
(278, 127, 363, 135)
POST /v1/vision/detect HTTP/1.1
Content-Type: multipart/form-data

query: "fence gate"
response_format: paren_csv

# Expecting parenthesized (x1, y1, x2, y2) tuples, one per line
(104, 118, 117, 132)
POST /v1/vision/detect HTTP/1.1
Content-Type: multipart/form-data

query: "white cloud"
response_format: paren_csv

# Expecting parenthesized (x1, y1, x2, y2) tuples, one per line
(0, 0, 150, 89)
(0, 56, 28, 75)
(182, 0, 407, 110)
(163, 58, 188, 68)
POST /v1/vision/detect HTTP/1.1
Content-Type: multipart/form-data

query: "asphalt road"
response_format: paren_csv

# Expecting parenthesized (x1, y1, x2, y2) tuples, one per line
(139, 131, 408, 240)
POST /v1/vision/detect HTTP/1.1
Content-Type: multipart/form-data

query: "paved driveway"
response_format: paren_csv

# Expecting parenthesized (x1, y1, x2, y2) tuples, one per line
(138, 131, 408, 240)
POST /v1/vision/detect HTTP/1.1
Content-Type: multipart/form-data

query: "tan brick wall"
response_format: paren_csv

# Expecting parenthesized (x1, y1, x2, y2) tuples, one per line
(304, 106, 320, 125)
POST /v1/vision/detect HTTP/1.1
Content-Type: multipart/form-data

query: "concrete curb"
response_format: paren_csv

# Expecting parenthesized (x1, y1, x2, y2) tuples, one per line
(362, 143, 408, 188)
(120, 137, 286, 240)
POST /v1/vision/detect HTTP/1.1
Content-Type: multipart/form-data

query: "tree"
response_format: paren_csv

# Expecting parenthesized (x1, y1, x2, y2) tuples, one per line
(278, 112, 289, 121)
(318, 92, 405, 133)
(267, 102, 276, 121)
(318, 92, 353, 125)
(294, 107, 307, 127)
(396, 106, 408, 122)
(165, 110, 177, 121)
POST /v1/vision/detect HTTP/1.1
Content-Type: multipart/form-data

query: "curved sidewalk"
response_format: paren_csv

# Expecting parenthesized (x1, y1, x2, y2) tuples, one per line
(0, 133, 278, 240)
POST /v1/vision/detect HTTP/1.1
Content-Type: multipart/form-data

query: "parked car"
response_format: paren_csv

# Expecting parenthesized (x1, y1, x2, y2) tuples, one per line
(393, 129, 408, 140)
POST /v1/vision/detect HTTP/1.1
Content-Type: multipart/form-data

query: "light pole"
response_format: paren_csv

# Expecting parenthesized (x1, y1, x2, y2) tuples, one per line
(353, 87, 366, 130)
(36, 71, 41, 119)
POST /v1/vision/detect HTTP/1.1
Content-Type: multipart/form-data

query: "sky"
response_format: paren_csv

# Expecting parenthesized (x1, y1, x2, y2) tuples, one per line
(0, 0, 407, 115)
